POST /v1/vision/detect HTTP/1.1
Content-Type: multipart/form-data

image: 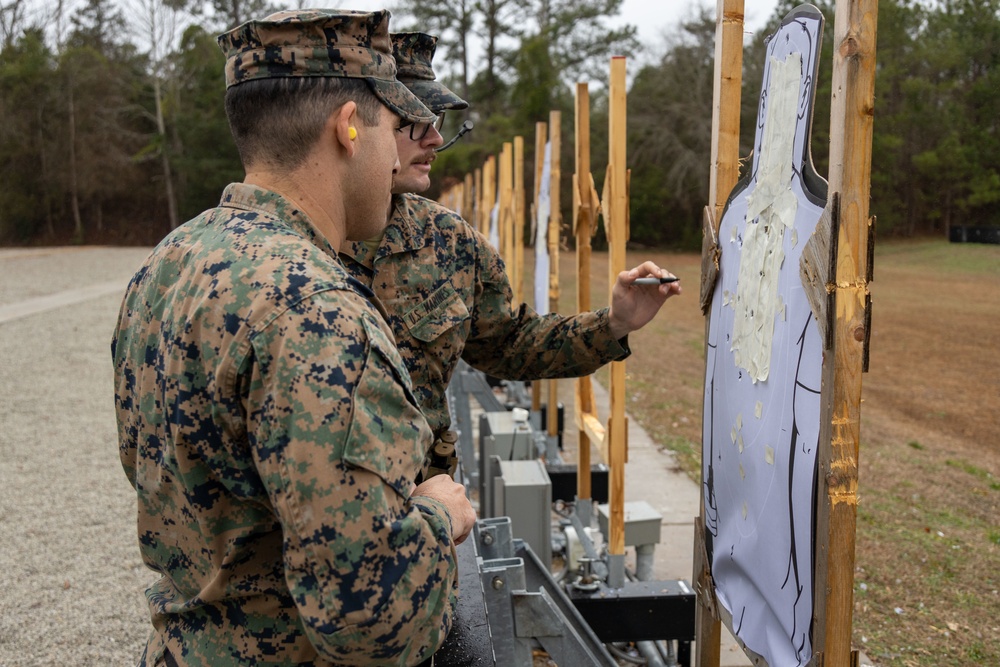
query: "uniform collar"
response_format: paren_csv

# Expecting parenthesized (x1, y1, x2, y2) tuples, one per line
(220, 182, 339, 263)
(344, 193, 430, 268)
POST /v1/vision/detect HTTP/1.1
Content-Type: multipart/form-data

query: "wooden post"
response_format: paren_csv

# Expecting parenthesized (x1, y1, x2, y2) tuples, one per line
(816, 0, 877, 664)
(483, 156, 496, 240)
(479, 161, 487, 237)
(532, 122, 548, 414)
(574, 84, 594, 502)
(500, 143, 514, 279)
(697, 2, 745, 665)
(514, 136, 526, 305)
(606, 56, 628, 561)
(474, 167, 483, 235)
(441, 182, 460, 213)
(547, 111, 562, 439)
(534, 122, 547, 205)
(463, 173, 474, 222)
(708, 0, 746, 228)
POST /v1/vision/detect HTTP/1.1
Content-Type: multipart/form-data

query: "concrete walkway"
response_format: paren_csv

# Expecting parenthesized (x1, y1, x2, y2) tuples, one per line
(0, 280, 125, 324)
(550, 376, 752, 666)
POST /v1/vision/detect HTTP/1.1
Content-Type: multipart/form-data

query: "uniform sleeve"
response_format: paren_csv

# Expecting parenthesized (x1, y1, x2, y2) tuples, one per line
(246, 289, 457, 667)
(462, 234, 630, 379)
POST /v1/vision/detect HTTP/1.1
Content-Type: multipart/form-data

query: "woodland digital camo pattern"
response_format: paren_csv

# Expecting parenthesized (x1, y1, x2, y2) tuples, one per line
(391, 32, 468, 112)
(341, 193, 630, 438)
(217, 9, 435, 124)
(112, 183, 457, 667)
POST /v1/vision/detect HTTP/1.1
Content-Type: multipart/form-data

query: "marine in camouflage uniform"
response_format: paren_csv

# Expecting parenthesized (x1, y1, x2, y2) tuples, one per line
(342, 191, 630, 438)
(112, 10, 474, 667)
(342, 33, 666, 450)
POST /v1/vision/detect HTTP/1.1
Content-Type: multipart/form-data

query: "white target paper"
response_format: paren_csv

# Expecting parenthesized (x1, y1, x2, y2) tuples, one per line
(534, 141, 552, 313)
(702, 6, 827, 666)
(488, 197, 500, 251)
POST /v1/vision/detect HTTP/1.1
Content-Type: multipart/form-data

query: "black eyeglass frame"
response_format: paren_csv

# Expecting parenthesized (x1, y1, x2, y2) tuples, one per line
(398, 113, 446, 141)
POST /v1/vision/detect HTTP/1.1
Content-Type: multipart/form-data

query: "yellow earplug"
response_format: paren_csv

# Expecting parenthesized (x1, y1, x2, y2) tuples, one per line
(348, 127, 357, 140)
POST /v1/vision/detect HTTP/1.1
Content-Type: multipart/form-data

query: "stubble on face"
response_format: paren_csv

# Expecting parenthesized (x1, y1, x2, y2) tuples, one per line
(344, 106, 401, 242)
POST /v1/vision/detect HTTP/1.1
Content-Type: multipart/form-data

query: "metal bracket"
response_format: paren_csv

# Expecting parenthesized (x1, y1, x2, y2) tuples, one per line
(457, 518, 618, 667)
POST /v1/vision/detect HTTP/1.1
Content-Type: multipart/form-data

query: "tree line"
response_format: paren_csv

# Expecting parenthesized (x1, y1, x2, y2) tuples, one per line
(1, 0, 997, 247)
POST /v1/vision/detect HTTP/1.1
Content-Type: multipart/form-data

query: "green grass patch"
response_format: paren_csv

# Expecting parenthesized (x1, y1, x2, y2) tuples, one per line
(966, 642, 989, 662)
(651, 434, 701, 481)
(874, 238, 1000, 275)
(946, 458, 997, 484)
(685, 336, 704, 355)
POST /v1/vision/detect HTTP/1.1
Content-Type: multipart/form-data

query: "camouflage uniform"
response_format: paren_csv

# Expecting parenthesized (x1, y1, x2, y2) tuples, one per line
(113, 184, 456, 667)
(338, 33, 628, 441)
(113, 11, 453, 667)
(341, 193, 630, 438)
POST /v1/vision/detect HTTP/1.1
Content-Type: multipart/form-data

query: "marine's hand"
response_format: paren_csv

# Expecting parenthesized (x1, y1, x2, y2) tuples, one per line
(414, 474, 477, 545)
(608, 261, 682, 339)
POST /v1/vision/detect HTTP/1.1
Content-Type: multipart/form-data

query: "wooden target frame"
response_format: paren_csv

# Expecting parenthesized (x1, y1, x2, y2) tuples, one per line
(573, 58, 631, 582)
(694, 1, 877, 666)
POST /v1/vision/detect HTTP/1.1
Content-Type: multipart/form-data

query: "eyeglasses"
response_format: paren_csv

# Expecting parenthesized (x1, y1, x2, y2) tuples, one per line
(398, 113, 446, 141)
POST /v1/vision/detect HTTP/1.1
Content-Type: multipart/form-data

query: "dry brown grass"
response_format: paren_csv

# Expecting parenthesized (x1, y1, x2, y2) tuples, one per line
(542, 239, 999, 666)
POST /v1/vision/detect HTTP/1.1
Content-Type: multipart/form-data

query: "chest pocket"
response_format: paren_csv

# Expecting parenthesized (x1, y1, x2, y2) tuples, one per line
(402, 283, 469, 342)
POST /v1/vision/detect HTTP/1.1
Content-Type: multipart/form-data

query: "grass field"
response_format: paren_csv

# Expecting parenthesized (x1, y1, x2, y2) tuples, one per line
(544, 238, 999, 666)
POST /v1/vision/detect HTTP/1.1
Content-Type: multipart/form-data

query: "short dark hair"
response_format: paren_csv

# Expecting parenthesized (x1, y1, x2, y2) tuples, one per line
(225, 77, 383, 170)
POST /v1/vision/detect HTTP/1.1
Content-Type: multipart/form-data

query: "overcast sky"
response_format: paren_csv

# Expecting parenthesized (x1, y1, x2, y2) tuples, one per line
(380, 0, 782, 76)
(29, 0, 781, 34)
(24, 0, 781, 78)
(616, 0, 781, 46)
(610, 0, 781, 68)
(359, 0, 784, 80)
(348, 0, 781, 57)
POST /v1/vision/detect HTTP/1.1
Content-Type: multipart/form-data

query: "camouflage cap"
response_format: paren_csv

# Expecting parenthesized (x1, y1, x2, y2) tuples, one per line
(391, 32, 469, 112)
(218, 10, 437, 124)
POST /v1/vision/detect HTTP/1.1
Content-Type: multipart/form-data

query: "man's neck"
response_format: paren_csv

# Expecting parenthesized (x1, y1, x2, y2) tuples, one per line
(245, 167, 346, 251)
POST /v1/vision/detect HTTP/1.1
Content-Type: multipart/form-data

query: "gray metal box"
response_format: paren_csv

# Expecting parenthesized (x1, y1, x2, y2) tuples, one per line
(478, 411, 535, 517)
(479, 411, 535, 460)
(495, 459, 552, 567)
(597, 500, 663, 547)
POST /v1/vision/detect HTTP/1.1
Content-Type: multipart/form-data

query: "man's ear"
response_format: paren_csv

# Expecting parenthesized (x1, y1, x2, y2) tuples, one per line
(330, 100, 358, 158)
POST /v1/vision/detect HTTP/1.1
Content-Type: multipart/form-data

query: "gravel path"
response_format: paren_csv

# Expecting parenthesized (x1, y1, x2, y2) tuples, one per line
(0, 247, 156, 666)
